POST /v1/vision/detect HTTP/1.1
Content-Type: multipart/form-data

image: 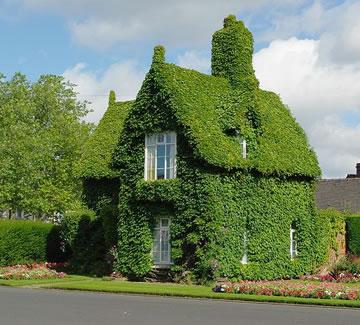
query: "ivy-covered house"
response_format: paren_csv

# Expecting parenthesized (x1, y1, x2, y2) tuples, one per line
(79, 15, 325, 281)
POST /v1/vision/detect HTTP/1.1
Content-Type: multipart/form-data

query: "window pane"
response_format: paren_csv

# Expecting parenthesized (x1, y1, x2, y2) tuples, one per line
(157, 134, 165, 143)
(166, 144, 175, 158)
(166, 168, 173, 179)
(147, 135, 156, 145)
(157, 144, 165, 157)
(153, 252, 160, 263)
(157, 157, 165, 169)
(161, 218, 169, 227)
(157, 169, 165, 179)
(166, 133, 175, 143)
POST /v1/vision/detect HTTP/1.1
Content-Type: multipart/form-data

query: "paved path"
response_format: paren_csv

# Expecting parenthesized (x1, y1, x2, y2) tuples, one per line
(0, 286, 359, 325)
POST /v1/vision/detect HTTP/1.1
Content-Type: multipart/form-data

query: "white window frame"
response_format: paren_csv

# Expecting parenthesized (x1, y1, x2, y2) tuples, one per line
(240, 137, 247, 159)
(152, 217, 171, 267)
(290, 227, 298, 260)
(144, 132, 177, 180)
(241, 230, 248, 264)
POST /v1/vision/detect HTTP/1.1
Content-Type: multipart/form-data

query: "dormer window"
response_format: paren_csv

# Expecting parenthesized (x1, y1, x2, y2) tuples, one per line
(145, 132, 176, 180)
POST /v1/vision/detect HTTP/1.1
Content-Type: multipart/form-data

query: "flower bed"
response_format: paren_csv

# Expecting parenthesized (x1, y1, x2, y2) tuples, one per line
(302, 273, 360, 283)
(0, 263, 66, 280)
(213, 281, 360, 300)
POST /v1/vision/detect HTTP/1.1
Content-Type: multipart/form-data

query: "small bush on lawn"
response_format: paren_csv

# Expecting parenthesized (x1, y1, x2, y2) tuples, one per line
(60, 209, 109, 276)
(0, 220, 65, 266)
(213, 281, 360, 300)
(0, 263, 66, 280)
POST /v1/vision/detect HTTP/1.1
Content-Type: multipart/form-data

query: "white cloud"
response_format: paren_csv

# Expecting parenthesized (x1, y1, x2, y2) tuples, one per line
(309, 116, 360, 178)
(253, 37, 360, 178)
(259, 0, 360, 65)
(18, 0, 299, 50)
(177, 51, 210, 73)
(63, 60, 145, 123)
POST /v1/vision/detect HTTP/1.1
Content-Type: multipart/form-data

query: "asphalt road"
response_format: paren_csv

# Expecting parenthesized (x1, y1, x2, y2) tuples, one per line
(0, 286, 359, 325)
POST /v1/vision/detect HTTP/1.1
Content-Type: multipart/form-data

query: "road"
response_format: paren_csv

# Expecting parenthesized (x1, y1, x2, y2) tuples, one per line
(0, 286, 359, 325)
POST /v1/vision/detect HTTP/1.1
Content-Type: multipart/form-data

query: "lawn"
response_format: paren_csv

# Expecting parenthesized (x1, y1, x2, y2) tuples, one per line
(1, 277, 360, 308)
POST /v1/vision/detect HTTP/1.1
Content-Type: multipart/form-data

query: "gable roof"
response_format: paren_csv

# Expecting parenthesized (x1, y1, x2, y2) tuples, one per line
(82, 17, 320, 179)
(316, 178, 360, 213)
(147, 61, 320, 177)
(77, 100, 132, 178)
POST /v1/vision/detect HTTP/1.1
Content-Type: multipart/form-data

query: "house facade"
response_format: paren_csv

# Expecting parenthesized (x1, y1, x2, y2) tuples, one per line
(79, 16, 325, 281)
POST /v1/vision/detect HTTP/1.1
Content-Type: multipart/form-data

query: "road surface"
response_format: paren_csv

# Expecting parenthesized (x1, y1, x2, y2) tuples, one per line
(0, 286, 359, 324)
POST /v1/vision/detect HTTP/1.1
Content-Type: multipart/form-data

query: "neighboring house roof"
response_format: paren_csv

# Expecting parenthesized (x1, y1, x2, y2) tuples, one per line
(316, 178, 360, 213)
(77, 98, 133, 178)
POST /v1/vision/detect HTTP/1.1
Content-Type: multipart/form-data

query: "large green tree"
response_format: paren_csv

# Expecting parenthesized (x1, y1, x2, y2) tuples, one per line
(0, 73, 92, 218)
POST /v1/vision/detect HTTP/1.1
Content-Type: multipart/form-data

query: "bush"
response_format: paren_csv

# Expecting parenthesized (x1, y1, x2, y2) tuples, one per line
(346, 215, 360, 256)
(100, 204, 119, 248)
(332, 257, 360, 276)
(60, 209, 109, 276)
(0, 220, 65, 266)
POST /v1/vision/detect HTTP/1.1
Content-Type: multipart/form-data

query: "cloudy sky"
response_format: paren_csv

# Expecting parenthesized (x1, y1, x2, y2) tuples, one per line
(1, 0, 360, 178)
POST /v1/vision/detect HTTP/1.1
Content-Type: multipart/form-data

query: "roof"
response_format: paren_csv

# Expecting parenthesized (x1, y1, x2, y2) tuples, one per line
(85, 17, 321, 179)
(316, 178, 360, 213)
(77, 99, 132, 178)
(138, 59, 320, 177)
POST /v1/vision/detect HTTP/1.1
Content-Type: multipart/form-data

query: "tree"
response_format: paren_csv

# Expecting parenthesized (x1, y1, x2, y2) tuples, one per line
(0, 73, 93, 218)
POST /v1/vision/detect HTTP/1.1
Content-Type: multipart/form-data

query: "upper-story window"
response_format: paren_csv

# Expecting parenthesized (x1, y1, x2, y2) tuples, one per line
(145, 132, 176, 180)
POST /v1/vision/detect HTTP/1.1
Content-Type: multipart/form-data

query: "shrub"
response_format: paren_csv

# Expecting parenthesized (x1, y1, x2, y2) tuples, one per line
(346, 214, 360, 256)
(100, 204, 119, 248)
(0, 220, 65, 266)
(60, 209, 109, 275)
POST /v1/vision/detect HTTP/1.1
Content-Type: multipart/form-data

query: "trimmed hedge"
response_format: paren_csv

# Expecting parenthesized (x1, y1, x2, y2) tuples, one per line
(346, 214, 360, 256)
(0, 220, 64, 266)
(60, 209, 109, 275)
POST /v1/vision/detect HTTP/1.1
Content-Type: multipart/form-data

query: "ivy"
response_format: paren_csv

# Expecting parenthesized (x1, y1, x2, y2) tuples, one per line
(84, 16, 327, 281)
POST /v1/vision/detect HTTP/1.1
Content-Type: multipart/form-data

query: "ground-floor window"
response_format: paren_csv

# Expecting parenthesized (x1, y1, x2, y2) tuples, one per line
(290, 225, 298, 259)
(241, 230, 248, 264)
(152, 217, 171, 265)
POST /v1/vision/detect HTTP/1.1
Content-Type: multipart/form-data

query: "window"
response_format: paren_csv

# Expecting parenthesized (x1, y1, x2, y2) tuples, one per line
(240, 137, 247, 159)
(145, 132, 176, 180)
(152, 218, 171, 265)
(241, 230, 248, 264)
(290, 226, 298, 259)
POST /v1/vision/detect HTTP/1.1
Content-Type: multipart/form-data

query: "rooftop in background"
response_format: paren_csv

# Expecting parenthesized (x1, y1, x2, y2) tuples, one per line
(316, 163, 360, 213)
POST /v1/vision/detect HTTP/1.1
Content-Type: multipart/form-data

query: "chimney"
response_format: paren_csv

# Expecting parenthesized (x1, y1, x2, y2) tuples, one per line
(346, 163, 360, 178)
(211, 15, 258, 89)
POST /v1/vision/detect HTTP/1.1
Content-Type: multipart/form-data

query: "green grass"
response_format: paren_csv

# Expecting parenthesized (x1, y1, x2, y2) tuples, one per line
(0, 275, 88, 287)
(1, 277, 360, 308)
(43, 278, 360, 308)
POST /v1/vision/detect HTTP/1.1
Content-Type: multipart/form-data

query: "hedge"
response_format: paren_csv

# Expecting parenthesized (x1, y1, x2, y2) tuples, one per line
(59, 209, 109, 275)
(346, 214, 360, 256)
(0, 220, 64, 266)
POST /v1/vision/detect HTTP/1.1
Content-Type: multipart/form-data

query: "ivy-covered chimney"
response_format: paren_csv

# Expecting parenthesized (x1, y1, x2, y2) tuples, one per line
(211, 15, 258, 89)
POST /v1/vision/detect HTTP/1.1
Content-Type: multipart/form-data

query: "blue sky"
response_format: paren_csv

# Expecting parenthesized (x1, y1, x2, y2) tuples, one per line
(1, 0, 359, 178)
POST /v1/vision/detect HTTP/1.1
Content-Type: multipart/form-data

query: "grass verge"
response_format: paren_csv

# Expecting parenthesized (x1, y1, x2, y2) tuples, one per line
(0, 275, 89, 287)
(43, 278, 360, 308)
(1, 277, 360, 307)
